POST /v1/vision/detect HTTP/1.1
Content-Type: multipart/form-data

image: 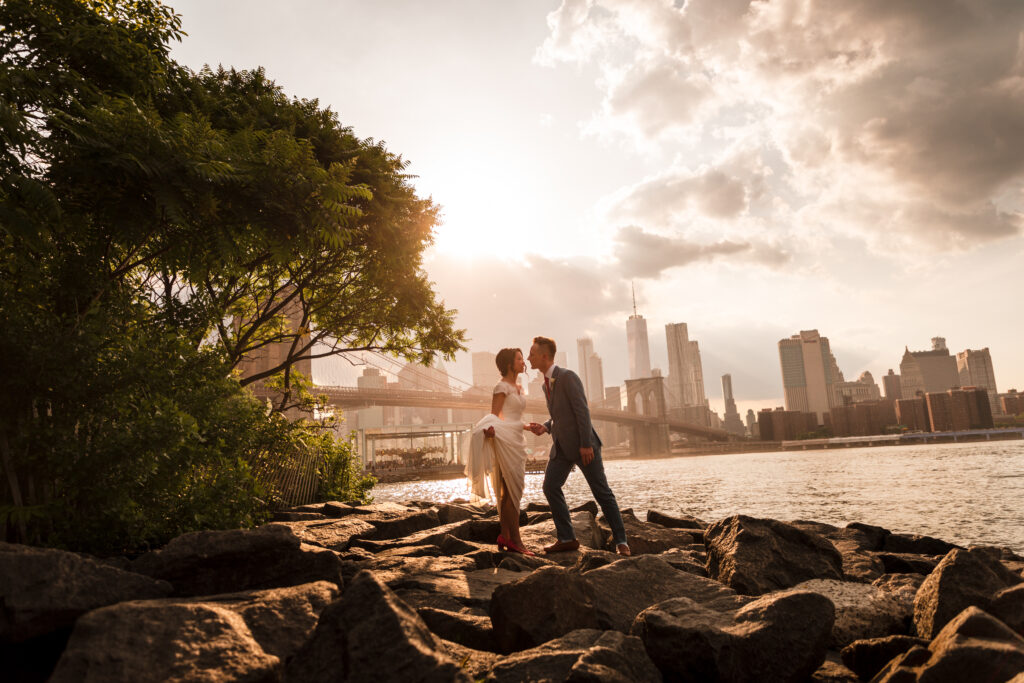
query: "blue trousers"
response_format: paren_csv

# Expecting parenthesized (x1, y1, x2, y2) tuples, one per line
(542, 447, 628, 546)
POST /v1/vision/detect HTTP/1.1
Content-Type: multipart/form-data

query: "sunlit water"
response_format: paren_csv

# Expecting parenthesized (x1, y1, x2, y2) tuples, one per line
(372, 441, 1024, 552)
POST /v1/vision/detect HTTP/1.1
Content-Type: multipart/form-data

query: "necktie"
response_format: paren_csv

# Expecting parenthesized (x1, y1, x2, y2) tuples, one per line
(544, 376, 551, 397)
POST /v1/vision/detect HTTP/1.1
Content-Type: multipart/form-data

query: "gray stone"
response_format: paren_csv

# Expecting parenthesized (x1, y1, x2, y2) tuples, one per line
(810, 651, 859, 683)
(991, 583, 1024, 636)
(131, 525, 343, 596)
(705, 515, 843, 595)
(279, 516, 378, 551)
(872, 573, 925, 624)
(913, 547, 1023, 639)
(874, 551, 939, 575)
(486, 629, 660, 683)
(789, 520, 886, 582)
(656, 547, 708, 576)
(845, 522, 890, 551)
(632, 590, 835, 683)
(284, 570, 470, 683)
(790, 579, 909, 648)
(875, 606, 1024, 683)
(435, 637, 499, 680)
(646, 509, 708, 530)
(519, 511, 607, 554)
(599, 509, 695, 554)
(839, 634, 929, 680)
(883, 532, 959, 557)
(434, 503, 479, 525)
(0, 542, 170, 643)
(49, 601, 280, 683)
(417, 606, 497, 652)
(489, 567, 601, 652)
(391, 568, 523, 609)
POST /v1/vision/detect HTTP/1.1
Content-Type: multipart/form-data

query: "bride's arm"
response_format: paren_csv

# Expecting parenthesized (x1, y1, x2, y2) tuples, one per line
(485, 393, 505, 438)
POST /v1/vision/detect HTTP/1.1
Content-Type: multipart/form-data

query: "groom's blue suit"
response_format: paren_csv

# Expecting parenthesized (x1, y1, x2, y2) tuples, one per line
(542, 365, 628, 547)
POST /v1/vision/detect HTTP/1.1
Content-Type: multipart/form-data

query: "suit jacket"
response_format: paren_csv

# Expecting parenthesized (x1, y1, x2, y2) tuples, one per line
(543, 366, 602, 464)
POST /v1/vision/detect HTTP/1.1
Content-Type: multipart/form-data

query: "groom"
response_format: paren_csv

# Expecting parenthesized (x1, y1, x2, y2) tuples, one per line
(527, 336, 631, 556)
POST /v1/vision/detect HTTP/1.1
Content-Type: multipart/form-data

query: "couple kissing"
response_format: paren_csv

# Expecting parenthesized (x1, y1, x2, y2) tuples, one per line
(464, 336, 630, 557)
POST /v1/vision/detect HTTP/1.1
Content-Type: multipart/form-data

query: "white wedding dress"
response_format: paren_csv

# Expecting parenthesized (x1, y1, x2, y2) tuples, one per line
(464, 380, 527, 511)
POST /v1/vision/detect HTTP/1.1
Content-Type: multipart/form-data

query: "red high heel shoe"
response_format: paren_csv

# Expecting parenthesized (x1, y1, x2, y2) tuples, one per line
(497, 534, 536, 556)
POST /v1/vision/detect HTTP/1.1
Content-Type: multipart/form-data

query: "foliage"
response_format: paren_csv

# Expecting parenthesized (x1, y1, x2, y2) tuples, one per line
(0, 0, 462, 552)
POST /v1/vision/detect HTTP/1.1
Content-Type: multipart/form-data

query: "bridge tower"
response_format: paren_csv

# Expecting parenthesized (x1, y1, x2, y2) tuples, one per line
(624, 376, 671, 456)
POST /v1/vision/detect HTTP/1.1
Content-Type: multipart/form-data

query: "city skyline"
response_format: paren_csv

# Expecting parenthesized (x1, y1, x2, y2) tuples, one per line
(167, 1, 1024, 410)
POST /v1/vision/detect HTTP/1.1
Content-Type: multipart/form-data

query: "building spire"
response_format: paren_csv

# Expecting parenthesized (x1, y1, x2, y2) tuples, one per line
(631, 281, 638, 317)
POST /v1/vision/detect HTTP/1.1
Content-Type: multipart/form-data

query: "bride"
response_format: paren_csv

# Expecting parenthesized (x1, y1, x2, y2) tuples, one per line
(464, 347, 534, 555)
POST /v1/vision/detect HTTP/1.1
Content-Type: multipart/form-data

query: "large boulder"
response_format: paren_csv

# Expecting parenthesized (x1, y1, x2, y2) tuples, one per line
(704, 515, 843, 595)
(632, 590, 835, 683)
(789, 520, 885, 582)
(197, 581, 339, 660)
(519, 511, 607, 555)
(883, 532, 959, 556)
(284, 570, 470, 683)
(486, 629, 661, 683)
(417, 606, 497, 652)
(599, 509, 695, 554)
(647, 509, 707, 530)
(277, 516, 378, 551)
(874, 606, 1024, 683)
(49, 601, 280, 683)
(0, 542, 170, 643)
(839, 635, 929, 681)
(583, 555, 741, 633)
(789, 579, 909, 648)
(874, 552, 939, 575)
(913, 547, 1023, 639)
(131, 525, 343, 596)
(489, 567, 601, 652)
(872, 573, 925, 624)
(390, 567, 523, 610)
(991, 583, 1024, 636)
(810, 651, 859, 683)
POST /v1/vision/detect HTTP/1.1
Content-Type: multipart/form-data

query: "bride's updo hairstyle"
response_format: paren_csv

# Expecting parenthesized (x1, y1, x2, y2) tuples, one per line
(495, 347, 521, 378)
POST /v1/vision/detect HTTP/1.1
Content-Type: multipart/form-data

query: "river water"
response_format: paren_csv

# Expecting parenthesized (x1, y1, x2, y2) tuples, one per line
(371, 440, 1024, 553)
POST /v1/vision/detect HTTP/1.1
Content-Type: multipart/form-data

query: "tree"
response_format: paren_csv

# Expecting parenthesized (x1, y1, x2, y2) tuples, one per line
(0, 0, 463, 552)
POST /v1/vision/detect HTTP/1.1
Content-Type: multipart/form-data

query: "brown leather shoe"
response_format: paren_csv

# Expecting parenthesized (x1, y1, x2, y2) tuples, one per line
(615, 543, 632, 556)
(543, 539, 581, 553)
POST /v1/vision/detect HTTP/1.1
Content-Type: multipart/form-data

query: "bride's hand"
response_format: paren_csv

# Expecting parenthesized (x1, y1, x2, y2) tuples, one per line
(484, 426, 495, 438)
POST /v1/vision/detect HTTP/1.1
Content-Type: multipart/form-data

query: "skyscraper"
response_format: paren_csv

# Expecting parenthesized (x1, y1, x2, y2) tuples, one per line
(720, 374, 745, 436)
(586, 353, 604, 405)
(626, 285, 651, 380)
(778, 329, 843, 423)
(665, 322, 707, 408)
(882, 369, 902, 400)
(577, 337, 596, 398)
(956, 348, 1000, 416)
(899, 338, 960, 398)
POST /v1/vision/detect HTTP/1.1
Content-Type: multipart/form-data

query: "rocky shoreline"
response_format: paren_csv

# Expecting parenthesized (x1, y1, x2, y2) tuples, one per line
(3, 502, 1023, 682)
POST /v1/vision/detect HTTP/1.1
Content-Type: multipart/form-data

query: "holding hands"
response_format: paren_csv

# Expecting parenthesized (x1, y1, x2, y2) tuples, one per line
(525, 422, 547, 436)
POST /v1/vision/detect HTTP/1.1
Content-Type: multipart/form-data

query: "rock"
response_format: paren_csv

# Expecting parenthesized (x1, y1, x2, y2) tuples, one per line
(883, 532, 959, 556)
(435, 637, 500, 680)
(393, 588, 483, 615)
(290, 500, 359, 517)
(632, 590, 835, 683)
(391, 568, 523, 610)
(872, 573, 925, 623)
(437, 534, 485, 556)
(486, 629, 660, 683)
(572, 549, 621, 573)
(845, 522, 890, 551)
(874, 552, 939, 575)
(131, 525, 343, 596)
(198, 580, 339, 660)
(655, 547, 708, 576)
(351, 518, 503, 552)
(991, 583, 1024, 636)
(524, 502, 550, 513)
(526, 511, 553, 525)
(519, 511, 607, 555)
(810, 651, 859, 683)
(417, 606, 497, 651)
(489, 567, 601, 652)
(789, 520, 886, 582)
(571, 500, 600, 516)
(704, 515, 843, 595)
(281, 516, 379, 551)
(839, 634, 929, 680)
(489, 556, 742, 652)
(583, 555, 741, 633)
(496, 552, 555, 573)
(49, 601, 280, 683)
(790, 579, 909, 647)
(913, 547, 1023, 639)
(434, 503, 479, 525)
(599, 509, 695, 554)
(874, 606, 1024, 683)
(367, 507, 443, 540)
(285, 570, 470, 683)
(647, 509, 707, 530)
(0, 542, 170, 643)
(272, 511, 327, 521)
(356, 554, 480, 586)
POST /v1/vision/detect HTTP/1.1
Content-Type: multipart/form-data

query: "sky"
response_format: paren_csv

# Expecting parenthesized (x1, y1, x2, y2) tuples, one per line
(168, 0, 1024, 416)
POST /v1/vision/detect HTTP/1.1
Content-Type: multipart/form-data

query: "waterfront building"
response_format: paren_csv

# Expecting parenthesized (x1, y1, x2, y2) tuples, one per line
(471, 351, 496, 389)
(883, 369, 902, 400)
(745, 409, 759, 438)
(956, 348, 1000, 416)
(576, 337, 605, 403)
(1001, 389, 1023, 416)
(665, 322, 707, 411)
(952, 386, 994, 429)
(778, 330, 843, 423)
(757, 407, 818, 441)
(829, 399, 897, 437)
(720, 374, 746, 437)
(925, 392, 954, 432)
(899, 338, 959, 398)
(627, 316, 651, 380)
(895, 397, 929, 432)
(835, 371, 882, 404)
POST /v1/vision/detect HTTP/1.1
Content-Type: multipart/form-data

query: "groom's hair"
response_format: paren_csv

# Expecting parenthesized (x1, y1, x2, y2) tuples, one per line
(495, 347, 521, 377)
(533, 336, 556, 359)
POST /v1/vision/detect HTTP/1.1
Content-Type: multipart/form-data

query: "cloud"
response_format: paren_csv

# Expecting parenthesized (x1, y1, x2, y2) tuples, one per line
(540, 0, 1024, 248)
(612, 225, 789, 279)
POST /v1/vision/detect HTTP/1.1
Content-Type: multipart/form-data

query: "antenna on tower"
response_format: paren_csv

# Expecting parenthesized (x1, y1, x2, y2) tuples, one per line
(631, 281, 638, 317)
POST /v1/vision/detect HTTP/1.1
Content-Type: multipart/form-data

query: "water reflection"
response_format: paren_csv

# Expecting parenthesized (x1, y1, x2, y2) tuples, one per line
(372, 441, 1024, 552)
